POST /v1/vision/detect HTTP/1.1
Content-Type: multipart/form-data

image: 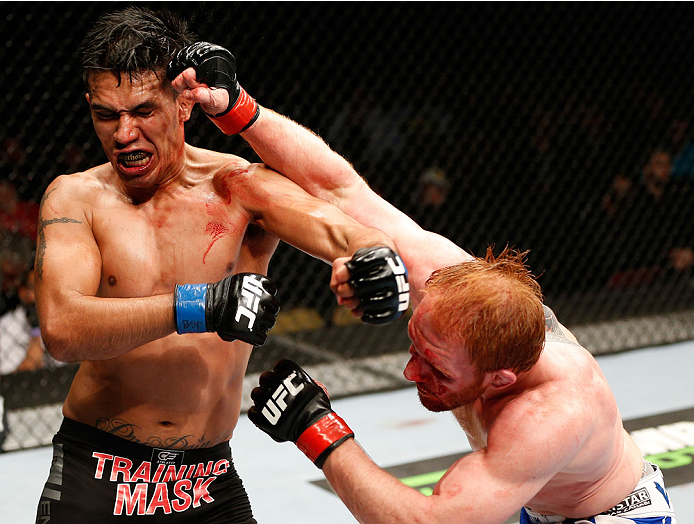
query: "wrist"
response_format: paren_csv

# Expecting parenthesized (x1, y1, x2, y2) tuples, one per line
(209, 86, 260, 135)
(296, 412, 354, 468)
(174, 283, 209, 333)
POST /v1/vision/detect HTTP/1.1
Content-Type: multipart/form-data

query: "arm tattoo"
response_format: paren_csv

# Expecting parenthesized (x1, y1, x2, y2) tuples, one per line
(35, 188, 82, 280)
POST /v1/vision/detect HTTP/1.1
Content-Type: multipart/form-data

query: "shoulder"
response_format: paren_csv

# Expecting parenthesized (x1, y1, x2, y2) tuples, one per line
(400, 230, 472, 307)
(186, 144, 249, 173)
(492, 347, 599, 435)
(185, 145, 260, 189)
(42, 165, 114, 206)
(214, 159, 308, 201)
(486, 378, 592, 469)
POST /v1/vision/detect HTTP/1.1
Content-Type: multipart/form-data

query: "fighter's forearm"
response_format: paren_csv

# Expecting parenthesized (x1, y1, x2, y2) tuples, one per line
(243, 107, 471, 304)
(243, 108, 361, 206)
(344, 224, 398, 256)
(39, 293, 175, 362)
(282, 220, 396, 266)
(322, 439, 434, 524)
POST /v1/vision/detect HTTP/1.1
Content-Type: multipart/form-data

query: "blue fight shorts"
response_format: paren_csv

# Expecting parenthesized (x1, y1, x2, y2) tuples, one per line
(519, 461, 676, 523)
(35, 417, 257, 523)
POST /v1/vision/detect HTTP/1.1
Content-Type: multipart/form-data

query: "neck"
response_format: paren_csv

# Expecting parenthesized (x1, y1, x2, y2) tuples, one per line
(480, 363, 539, 403)
(122, 144, 189, 204)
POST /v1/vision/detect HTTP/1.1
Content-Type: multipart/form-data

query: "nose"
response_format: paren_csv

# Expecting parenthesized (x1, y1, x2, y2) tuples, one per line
(114, 114, 138, 146)
(403, 346, 421, 382)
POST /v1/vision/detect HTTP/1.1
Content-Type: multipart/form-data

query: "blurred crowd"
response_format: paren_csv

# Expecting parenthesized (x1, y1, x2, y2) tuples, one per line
(0, 179, 43, 376)
(323, 85, 694, 300)
(0, 137, 82, 450)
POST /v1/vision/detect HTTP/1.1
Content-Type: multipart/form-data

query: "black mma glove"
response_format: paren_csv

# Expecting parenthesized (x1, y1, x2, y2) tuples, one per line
(345, 247, 410, 325)
(167, 41, 260, 134)
(174, 273, 280, 346)
(248, 359, 354, 468)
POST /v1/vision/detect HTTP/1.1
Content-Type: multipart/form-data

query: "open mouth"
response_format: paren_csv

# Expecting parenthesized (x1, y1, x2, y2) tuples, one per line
(118, 151, 153, 169)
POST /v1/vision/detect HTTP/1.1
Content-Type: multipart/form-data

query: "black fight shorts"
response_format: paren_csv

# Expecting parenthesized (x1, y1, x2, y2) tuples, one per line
(35, 418, 257, 523)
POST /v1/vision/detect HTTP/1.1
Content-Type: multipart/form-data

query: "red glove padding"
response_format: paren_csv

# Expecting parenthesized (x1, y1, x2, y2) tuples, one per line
(212, 86, 259, 135)
(248, 359, 354, 468)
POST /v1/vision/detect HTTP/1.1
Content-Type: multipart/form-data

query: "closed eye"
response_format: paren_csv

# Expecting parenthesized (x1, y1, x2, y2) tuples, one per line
(433, 367, 453, 381)
(94, 111, 118, 120)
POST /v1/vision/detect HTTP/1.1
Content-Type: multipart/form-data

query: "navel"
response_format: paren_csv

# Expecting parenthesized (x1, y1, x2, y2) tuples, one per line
(108, 275, 117, 286)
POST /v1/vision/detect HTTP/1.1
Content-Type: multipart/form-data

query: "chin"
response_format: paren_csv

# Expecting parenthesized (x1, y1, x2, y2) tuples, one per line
(416, 389, 452, 413)
(417, 384, 483, 413)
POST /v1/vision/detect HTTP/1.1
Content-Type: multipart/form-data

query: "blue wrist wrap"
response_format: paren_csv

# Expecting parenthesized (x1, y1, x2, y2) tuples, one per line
(175, 283, 208, 334)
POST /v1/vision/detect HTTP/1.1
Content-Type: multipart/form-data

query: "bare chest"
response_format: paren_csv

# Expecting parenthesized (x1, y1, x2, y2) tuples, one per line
(93, 194, 251, 296)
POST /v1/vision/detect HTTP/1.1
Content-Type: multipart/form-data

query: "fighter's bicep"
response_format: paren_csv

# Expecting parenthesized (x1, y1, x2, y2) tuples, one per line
(245, 163, 343, 216)
(35, 184, 101, 296)
(430, 450, 553, 523)
(242, 165, 361, 257)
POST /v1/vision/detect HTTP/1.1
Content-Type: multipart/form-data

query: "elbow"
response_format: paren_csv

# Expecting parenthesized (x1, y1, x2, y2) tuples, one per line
(42, 336, 75, 363)
(40, 317, 80, 363)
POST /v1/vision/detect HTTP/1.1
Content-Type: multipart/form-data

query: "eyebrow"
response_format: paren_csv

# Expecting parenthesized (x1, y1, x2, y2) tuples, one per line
(89, 101, 157, 113)
(409, 324, 453, 374)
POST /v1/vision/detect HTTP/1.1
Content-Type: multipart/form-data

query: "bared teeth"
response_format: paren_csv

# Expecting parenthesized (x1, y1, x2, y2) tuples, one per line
(121, 151, 147, 161)
(120, 151, 151, 167)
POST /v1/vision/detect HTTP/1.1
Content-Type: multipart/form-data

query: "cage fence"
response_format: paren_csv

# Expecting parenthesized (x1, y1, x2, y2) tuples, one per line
(1, 2, 693, 451)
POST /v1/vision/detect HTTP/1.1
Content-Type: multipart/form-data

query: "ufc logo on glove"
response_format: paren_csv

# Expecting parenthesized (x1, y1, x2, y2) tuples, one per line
(235, 275, 266, 329)
(174, 272, 279, 346)
(261, 371, 305, 425)
(386, 255, 410, 312)
(248, 360, 355, 469)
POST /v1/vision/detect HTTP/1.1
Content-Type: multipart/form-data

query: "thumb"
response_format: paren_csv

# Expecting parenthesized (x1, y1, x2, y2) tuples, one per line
(330, 257, 352, 293)
(197, 86, 230, 115)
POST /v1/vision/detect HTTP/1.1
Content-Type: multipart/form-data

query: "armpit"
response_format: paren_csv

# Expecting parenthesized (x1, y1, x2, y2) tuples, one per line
(241, 223, 279, 259)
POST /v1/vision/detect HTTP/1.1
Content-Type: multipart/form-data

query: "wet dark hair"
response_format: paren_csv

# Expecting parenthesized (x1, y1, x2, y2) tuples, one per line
(79, 6, 196, 91)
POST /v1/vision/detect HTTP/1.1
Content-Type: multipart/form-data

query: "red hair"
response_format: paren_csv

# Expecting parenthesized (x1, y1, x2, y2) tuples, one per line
(424, 246, 545, 374)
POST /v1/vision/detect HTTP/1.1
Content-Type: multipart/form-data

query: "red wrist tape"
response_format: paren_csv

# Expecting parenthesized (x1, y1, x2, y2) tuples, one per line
(210, 87, 260, 135)
(296, 412, 354, 467)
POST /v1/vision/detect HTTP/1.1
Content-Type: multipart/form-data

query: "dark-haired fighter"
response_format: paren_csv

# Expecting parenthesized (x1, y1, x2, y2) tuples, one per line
(170, 42, 676, 524)
(34, 8, 407, 523)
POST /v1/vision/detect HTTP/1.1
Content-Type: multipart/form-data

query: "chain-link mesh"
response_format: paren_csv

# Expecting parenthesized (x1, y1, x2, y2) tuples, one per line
(1, 3, 693, 451)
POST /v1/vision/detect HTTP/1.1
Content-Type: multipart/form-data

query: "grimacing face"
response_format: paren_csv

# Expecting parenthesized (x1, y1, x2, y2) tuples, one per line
(404, 297, 486, 412)
(86, 71, 193, 189)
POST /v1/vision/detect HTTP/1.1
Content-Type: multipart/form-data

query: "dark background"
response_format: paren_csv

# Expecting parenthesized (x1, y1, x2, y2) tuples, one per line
(1, 3, 694, 448)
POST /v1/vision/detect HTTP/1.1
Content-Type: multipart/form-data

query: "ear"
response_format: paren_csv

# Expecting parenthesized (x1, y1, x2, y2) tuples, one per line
(486, 369, 517, 390)
(85, 93, 91, 105)
(178, 95, 194, 123)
